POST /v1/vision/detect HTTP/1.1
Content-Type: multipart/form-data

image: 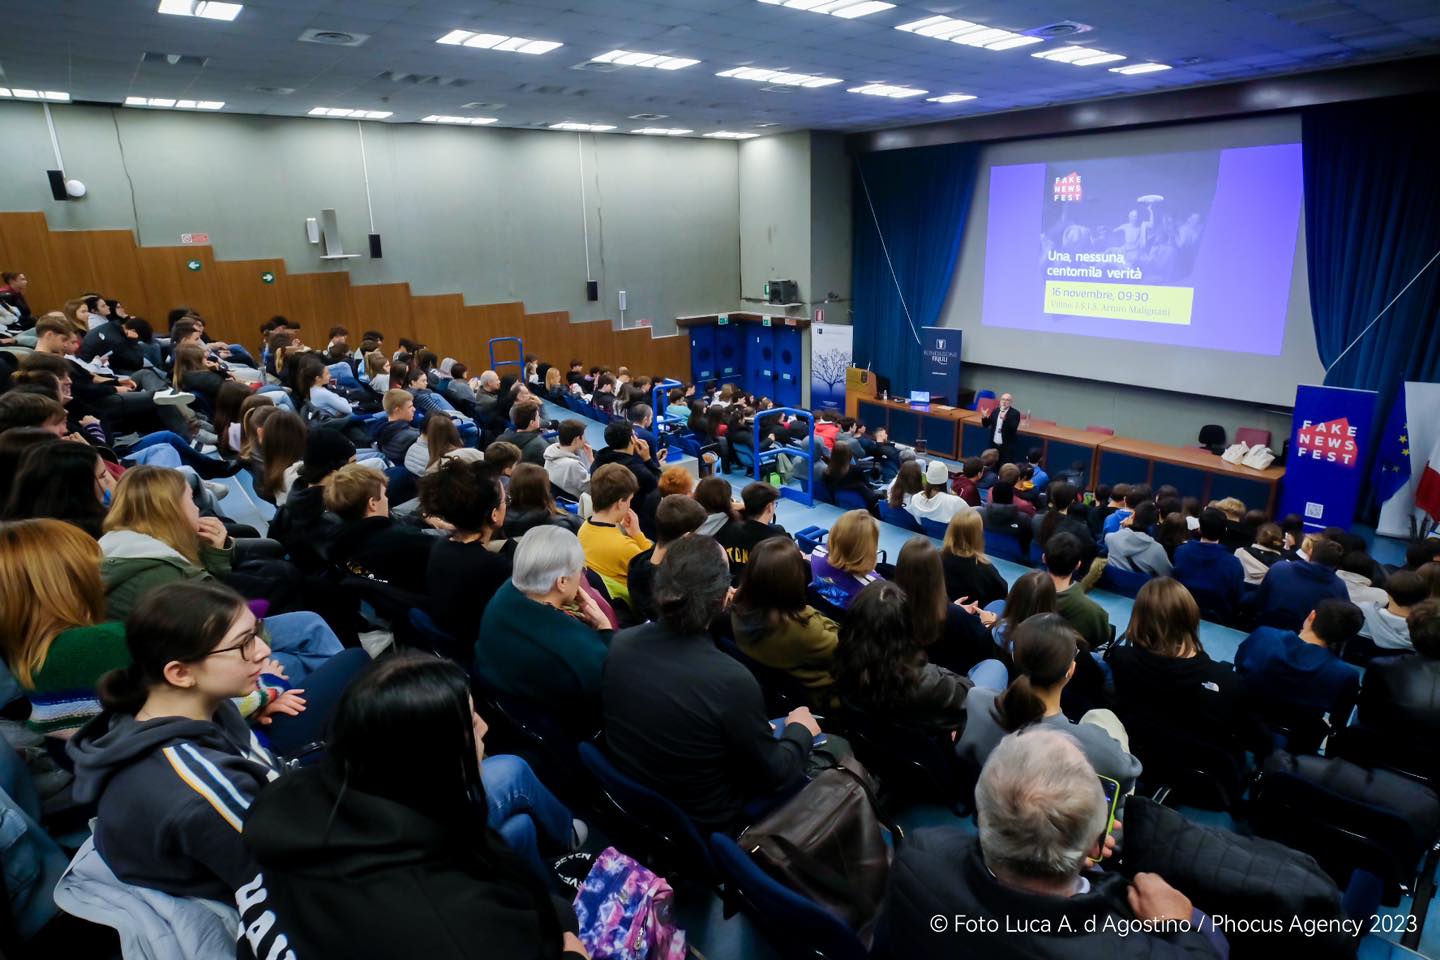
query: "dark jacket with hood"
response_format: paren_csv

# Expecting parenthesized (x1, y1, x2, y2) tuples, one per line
(494, 427, 549, 466)
(591, 445, 661, 504)
(236, 765, 582, 960)
(79, 320, 147, 374)
(329, 515, 436, 594)
(67, 701, 281, 902)
(1254, 558, 1348, 632)
(376, 419, 421, 464)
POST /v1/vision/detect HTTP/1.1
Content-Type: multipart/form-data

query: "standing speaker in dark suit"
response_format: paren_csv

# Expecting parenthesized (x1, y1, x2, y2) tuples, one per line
(981, 393, 1022, 465)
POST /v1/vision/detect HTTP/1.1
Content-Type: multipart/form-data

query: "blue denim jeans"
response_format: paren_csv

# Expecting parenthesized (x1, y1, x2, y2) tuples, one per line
(967, 658, 1010, 692)
(263, 611, 345, 682)
(482, 754, 575, 875)
(120, 430, 217, 472)
(327, 362, 361, 390)
(256, 385, 295, 410)
(0, 740, 66, 937)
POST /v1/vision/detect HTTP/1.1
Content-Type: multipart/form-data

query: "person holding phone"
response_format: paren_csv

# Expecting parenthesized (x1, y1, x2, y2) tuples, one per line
(877, 730, 1224, 960)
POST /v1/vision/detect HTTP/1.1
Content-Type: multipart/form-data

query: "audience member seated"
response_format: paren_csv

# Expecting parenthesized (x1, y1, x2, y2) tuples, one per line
(819, 444, 881, 514)
(323, 463, 435, 594)
(809, 508, 883, 611)
(637, 464, 693, 539)
(731, 536, 840, 699)
(1358, 569, 1426, 652)
(1044, 533, 1111, 654)
(957, 614, 1141, 795)
(2, 440, 112, 538)
(693, 475, 737, 536)
(68, 583, 294, 901)
(950, 457, 983, 506)
(1104, 501, 1171, 577)
(255, 409, 305, 505)
(542, 419, 592, 499)
(476, 526, 613, 736)
(986, 464, 1036, 518)
(377, 388, 420, 464)
(879, 730, 1217, 960)
(1235, 599, 1363, 733)
(505, 464, 584, 539)
(991, 570, 1056, 653)
(417, 459, 511, 644)
(714, 482, 787, 582)
(887, 460, 923, 509)
(603, 535, 821, 832)
(495, 400, 548, 466)
(1403, 539, 1440, 572)
(1354, 602, 1440, 771)
(1101, 484, 1150, 539)
(981, 481, 1032, 554)
(1172, 508, 1245, 621)
(577, 463, 652, 605)
(1254, 538, 1348, 632)
(1031, 481, 1094, 565)
(1419, 561, 1440, 600)
(896, 538, 1010, 681)
(1108, 578, 1252, 764)
(835, 580, 992, 738)
(236, 653, 590, 960)
(1235, 521, 1286, 585)
(591, 420, 661, 515)
(940, 510, 1009, 608)
(907, 460, 969, 526)
(628, 495, 707, 624)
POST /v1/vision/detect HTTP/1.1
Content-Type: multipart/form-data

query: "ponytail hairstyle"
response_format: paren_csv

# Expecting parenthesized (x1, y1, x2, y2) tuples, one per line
(238, 397, 278, 461)
(98, 581, 248, 714)
(992, 613, 1080, 732)
(1037, 481, 1077, 548)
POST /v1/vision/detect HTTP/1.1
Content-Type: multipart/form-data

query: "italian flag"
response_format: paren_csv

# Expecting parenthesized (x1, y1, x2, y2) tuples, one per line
(1417, 434, 1440, 520)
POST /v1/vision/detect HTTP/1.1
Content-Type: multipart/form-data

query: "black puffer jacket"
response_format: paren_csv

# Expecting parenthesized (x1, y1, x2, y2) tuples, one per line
(1118, 795, 1349, 960)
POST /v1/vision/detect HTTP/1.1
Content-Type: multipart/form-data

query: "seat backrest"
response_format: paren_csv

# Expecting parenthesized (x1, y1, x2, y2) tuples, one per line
(919, 516, 950, 541)
(975, 397, 998, 418)
(1236, 426, 1272, 448)
(877, 502, 923, 533)
(833, 488, 871, 511)
(982, 526, 1029, 565)
(1198, 424, 1227, 446)
(576, 742, 717, 880)
(408, 608, 468, 663)
(1129, 726, 1245, 810)
(1098, 563, 1152, 598)
(708, 833, 869, 960)
(715, 635, 812, 714)
(835, 703, 969, 809)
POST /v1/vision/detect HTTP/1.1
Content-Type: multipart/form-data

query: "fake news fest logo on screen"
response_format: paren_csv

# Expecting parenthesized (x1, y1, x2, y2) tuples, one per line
(1053, 172, 1082, 202)
(1296, 417, 1360, 467)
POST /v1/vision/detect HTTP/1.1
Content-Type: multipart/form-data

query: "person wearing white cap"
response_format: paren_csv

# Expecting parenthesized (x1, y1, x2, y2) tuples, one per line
(907, 459, 971, 526)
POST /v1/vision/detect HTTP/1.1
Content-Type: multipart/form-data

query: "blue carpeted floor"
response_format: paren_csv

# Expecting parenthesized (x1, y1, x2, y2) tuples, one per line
(210, 402, 1431, 959)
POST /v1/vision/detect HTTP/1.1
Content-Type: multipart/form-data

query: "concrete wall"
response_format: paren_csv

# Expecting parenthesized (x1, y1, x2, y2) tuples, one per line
(0, 102, 743, 336)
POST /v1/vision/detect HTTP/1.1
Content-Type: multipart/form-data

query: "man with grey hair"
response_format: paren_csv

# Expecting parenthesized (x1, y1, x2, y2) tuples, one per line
(473, 369, 502, 424)
(878, 729, 1220, 959)
(475, 525, 613, 735)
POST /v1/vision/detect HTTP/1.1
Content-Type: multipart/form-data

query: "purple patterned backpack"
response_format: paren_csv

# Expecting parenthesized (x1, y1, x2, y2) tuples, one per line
(572, 847, 687, 960)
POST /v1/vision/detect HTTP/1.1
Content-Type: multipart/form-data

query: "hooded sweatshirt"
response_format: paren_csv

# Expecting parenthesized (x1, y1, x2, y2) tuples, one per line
(1255, 559, 1349, 632)
(99, 529, 232, 622)
(1337, 570, 1390, 606)
(1359, 600, 1413, 651)
(236, 765, 581, 960)
(1104, 527, 1173, 577)
(67, 702, 282, 901)
(543, 442, 591, 498)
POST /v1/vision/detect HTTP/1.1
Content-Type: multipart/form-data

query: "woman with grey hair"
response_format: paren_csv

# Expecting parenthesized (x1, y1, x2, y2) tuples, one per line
(474, 525, 613, 735)
(878, 729, 1215, 960)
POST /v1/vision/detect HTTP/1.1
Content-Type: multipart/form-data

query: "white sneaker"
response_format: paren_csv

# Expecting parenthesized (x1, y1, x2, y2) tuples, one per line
(153, 388, 196, 407)
(203, 481, 230, 501)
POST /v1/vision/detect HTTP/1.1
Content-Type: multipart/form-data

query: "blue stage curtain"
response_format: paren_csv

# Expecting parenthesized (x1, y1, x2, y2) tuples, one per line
(1303, 93, 1440, 420)
(852, 143, 980, 395)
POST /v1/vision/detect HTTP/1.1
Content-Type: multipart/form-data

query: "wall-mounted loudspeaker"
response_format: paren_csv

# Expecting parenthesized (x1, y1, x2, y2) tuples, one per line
(47, 170, 68, 202)
(586, 280, 599, 302)
(368, 233, 383, 259)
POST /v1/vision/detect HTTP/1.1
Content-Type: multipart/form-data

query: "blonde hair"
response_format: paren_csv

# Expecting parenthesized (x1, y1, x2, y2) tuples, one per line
(1208, 497, 1246, 522)
(827, 509, 879, 576)
(382, 388, 413, 415)
(102, 466, 201, 564)
(544, 367, 561, 392)
(322, 462, 387, 521)
(0, 519, 106, 687)
(943, 510, 990, 564)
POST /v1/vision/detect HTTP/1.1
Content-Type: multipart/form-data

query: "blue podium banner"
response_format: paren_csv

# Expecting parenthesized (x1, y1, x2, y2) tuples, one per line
(921, 326, 962, 405)
(1279, 384, 1379, 531)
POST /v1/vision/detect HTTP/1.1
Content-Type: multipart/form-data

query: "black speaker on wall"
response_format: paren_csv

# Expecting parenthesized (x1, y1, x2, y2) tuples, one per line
(586, 280, 599, 302)
(46, 170, 68, 202)
(368, 233, 383, 259)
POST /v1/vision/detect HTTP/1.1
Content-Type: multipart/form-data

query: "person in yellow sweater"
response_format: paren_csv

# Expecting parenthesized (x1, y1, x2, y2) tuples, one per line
(577, 463, 652, 605)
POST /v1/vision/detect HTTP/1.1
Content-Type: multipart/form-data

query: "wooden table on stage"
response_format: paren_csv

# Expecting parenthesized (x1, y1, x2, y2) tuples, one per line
(855, 397, 972, 459)
(960, 419, 1115, 481)
(1095, 437, 1286, 514)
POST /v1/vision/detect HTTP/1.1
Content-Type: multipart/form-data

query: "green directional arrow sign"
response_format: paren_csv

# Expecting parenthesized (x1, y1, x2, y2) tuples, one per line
(260, 271, 275, 284)
(186, 259, 202, 272)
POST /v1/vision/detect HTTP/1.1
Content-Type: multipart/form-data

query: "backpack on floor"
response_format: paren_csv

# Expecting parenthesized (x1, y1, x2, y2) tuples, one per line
(572, 847, 687, 960)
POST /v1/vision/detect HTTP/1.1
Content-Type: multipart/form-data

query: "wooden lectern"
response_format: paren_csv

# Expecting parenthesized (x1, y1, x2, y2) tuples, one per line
(844, 367, 877, 419)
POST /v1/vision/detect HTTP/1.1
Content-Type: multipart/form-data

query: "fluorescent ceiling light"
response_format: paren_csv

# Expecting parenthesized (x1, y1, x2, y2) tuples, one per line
(157, 0, 243, 20)
(1033, 45, 1125, 65)
(704, 131, 759, 140)
(308, 107, 392, 119)
(593, 50, 700, 70)
(421, 115, 498, 125)
(848, 83, 926, 98)
(125, 96, 224, 109)
(896, 15, 1042, 51)
(926, 93, 977, 104)
(631, 127, 694, 136)
(757, 0, 895, 19)
(550, 122, 615, 132)
(1110, 62, 1172, 75)
(437, 29, 562, 54)
(716, 67, 842, 88)
(0, 88, 70, 101)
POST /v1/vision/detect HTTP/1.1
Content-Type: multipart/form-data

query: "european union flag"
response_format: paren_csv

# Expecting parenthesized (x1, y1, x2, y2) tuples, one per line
(1373, 389, 1411, 505)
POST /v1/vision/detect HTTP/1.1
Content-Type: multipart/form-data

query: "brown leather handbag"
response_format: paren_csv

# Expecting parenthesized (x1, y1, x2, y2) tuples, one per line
(737, 753, 892, 943)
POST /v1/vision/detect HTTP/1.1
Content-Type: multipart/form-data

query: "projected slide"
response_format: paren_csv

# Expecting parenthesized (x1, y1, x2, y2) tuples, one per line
(980, 142, 1302, 355)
